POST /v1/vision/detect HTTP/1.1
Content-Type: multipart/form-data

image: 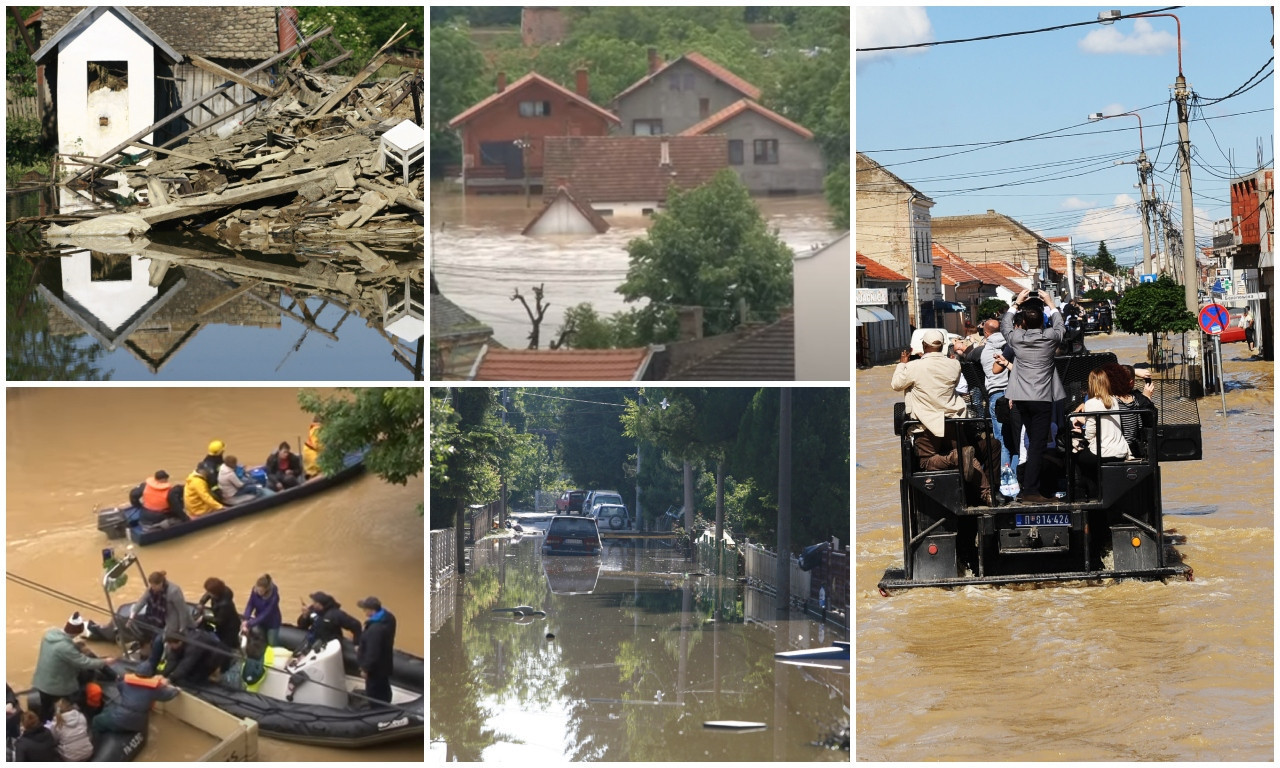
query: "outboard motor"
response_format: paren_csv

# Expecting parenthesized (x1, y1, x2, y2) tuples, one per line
(275, 640, 346, 708)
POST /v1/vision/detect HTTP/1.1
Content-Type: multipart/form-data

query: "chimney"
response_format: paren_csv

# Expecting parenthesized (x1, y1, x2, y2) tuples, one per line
(986, 209, 995, 215)
(575, 67, 588, 98)
(496, 71, 507, 93)
(678, 306, 704, 341)
(648, 47, 661, 75)
(659, 139, 670, 166)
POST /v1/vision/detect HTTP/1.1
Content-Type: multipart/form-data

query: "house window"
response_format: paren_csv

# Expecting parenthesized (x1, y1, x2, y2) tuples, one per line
(668, 74, 681, 91)
(633, 119, 664, 136)
(683, 72, 695, 90)
(699, 98, 710, 118)
(753, 139, 779, 165)
(518, 100, 551, 117)
(728, 139, 743, 166)
(87, 61, 128, 98)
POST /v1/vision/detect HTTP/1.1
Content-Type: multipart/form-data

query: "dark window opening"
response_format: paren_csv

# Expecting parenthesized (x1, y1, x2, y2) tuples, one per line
(90, 252, 132, 282)
(87, 61, 128, 95)
(633, 119, 664, 136)
(753, 139, 779, 165)
(728, 139, 744, 166)
(518, 100, 551, 117)
(683, 73, 695, 90)
(699, 98, 710, 119)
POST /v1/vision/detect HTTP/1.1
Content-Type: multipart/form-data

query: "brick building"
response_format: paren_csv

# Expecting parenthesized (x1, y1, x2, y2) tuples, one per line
(855, 152, 940, 327)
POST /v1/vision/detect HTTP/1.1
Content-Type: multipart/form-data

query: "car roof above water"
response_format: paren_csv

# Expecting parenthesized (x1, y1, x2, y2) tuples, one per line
(548, 515, 600, 535)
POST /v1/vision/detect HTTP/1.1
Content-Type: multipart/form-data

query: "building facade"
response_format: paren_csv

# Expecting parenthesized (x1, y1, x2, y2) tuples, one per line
(613, 50, 761, 138)
(794, 233, 850, 380)
(681, 99, 824, 195)
(855, 152, 940, 327)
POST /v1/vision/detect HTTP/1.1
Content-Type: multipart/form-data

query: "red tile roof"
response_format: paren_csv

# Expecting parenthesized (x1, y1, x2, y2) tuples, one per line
(986, 261, 1031, 281)
(472, 346, 653, 381)
(680, 98, 813, 140)
(542, 135, 727, 203)
(932, 242, 1024, 294)
(666, 314, 794, 380)
(613, 52, 761, 103)
(1049, 249, 1068, 274)
(855, 251, 909, 282)
(448, 72, 620, 128)
(521, 186, 610, 235)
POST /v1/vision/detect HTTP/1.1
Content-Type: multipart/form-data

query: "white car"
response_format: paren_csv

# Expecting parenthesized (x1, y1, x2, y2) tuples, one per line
(590, 503, 631, 531)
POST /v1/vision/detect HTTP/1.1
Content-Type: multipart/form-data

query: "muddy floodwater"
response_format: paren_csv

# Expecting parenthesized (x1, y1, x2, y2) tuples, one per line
(431, 531, 849, 761)
(429, 185, 838, 348)
(5, 388, 424, 761)
(856, 332, 1273, 760)
(7, 189, 424, 381)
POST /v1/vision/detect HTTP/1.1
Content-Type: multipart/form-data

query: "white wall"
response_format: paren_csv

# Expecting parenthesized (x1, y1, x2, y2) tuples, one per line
(525, 195, 601, 236)
(794, 233, 850, 380)
(62, 253, 158, 330)
(56, 10, 157, 161)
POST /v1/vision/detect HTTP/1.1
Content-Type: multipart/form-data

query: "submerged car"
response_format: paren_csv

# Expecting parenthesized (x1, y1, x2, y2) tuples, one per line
(542, 515, 602, 556)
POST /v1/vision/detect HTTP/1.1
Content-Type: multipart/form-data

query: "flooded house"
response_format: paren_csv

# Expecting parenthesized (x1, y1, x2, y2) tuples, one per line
(447, 71, 620, 194)
(521, 185, 610, 236)
(32, 5, 282, 176)
(612, 49, 762, 137)
(680, 99, 825, 195)
(541, 135, 726, 217)
(430, 276, 494, 380)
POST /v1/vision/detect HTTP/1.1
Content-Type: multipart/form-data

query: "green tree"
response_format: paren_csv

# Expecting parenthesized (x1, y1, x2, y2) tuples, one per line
(557, 388, 633, 496)
(1082, 241, 1119, 275)
(1082, 287, 1119, 303)
(824, 159, 849, 229)
(429, 22, 487, 174)
(1114, 274, 1197, 352)
(298, 387, 424, 487)
(429, 388, 501, 529)
(620, 170, 793, 342)
(977, 298, 1009, 320)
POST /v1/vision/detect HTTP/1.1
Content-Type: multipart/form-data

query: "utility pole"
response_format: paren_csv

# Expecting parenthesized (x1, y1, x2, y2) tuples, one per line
(775, 389, 792, 616)
(1138, 152, 1154, 275)
(635, 389, 642, 532)
(1176, 73, 1198, 312)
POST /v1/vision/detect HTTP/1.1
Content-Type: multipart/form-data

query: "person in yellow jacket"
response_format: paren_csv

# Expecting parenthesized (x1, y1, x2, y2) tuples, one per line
(183, 464, 224, 517)
(302, 421, 323, 479)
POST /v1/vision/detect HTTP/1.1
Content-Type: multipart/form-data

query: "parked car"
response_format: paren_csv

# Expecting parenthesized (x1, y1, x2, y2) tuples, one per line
(590, 503, 631, 531)
(1216, 311, 1246, 343)
(581, 490, 623, 517)
(542, 515, 602, 556)
(556, 490, 587, 515)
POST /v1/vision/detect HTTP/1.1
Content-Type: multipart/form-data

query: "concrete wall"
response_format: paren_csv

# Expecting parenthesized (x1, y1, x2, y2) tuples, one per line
(616, 59, 746, 137)
(55, 10, 156, 160)
(794, 233, 849, 380)
(525, 195, 601, 236)
(715, 110, 824, 194)
(931, 213, 1043, 270)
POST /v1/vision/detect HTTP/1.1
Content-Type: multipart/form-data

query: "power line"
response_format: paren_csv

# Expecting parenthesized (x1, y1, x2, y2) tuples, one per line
(856, 6, 1182, 52)
(1196, 56, 1274, 106)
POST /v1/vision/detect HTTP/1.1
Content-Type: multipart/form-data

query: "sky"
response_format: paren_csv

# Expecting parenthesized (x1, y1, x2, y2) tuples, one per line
(855, 5, 1275, 270)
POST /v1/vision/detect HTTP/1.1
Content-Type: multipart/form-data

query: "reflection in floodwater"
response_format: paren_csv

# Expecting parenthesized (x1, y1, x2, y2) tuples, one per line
(7, 187, 424, 380)
(430, 535, 849, 762)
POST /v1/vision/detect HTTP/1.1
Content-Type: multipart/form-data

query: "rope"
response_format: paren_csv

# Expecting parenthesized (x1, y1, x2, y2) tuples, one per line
(4, 571, 414, 714)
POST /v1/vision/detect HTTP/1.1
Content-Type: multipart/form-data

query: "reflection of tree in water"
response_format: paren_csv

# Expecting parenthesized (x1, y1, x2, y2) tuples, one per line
(6, 252, 109, 381)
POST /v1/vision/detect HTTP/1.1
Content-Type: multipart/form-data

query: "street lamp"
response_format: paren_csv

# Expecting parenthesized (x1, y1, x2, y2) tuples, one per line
(1088, 110, 1154, 275)
(1098, 9, 1195, 310)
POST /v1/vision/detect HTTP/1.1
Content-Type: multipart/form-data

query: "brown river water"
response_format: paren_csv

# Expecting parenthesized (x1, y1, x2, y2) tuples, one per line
(5, 387, 424, 761)
(855, 332, 1273, 760)
(429, 185, 838, 348)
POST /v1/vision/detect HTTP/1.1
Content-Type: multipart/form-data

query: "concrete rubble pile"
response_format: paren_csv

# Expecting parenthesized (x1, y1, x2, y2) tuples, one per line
(124, 62, 423, 247)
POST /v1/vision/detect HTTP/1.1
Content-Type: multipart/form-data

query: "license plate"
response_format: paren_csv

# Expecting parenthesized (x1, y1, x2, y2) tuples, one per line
(1015, 513, 1070, 527)
(565, 538, 582, 546)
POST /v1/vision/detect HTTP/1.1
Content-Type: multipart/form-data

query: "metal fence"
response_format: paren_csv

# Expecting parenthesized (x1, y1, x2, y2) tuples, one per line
(465, 500, 502, 544)
(806, 541, 850, 625)
(429, 528, 456, 592)
(742, 541, 811, 605)
(696, 531, 739, 581)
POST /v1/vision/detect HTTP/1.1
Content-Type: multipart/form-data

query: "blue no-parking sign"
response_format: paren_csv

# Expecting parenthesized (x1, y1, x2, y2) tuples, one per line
(1198, 303, 1231, 335)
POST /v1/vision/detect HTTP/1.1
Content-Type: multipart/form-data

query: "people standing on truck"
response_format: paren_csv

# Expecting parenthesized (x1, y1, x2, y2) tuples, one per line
(1000, 289, 1065, 504)
(891, 329, 992, 505)
(979, 318, 1019, 499)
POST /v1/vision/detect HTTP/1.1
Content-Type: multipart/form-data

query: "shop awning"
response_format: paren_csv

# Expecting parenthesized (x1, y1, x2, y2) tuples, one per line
(932, 300, 966, 313)
(856, 306, 896, 324)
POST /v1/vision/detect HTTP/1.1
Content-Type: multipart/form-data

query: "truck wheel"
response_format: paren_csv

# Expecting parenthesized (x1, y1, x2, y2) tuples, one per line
(610, 514, 625, 530)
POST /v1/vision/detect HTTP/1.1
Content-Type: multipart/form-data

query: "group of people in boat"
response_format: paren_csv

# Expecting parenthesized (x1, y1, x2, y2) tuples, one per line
(129, 423, 324, 526)
(9, 567, 397, 761)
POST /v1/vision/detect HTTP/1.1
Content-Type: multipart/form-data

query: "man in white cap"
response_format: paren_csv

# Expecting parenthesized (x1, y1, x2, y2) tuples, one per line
(891, 329, 992, 504)
(30, 612, 116, 723)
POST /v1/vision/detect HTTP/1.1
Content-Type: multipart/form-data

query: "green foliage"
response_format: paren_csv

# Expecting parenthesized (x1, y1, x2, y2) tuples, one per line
(824, 160, 849, 230)
(7, 117, 49, 169)
(978, 298, 1009, 321)
(1082, 288, 1119, 302)
(557, 388, 633, 495)
(430, 7, 521, 27)
(1080, 241, 1119, 275)
(557, 303, 619, 349)
(429, 22, 487, 172)
(298, 389, 424, 500)
(621, 170, 793, 341)
(1114, 275, 1197, 335)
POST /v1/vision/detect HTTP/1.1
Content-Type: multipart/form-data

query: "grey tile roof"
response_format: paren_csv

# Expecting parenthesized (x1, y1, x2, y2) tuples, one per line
(40, 6, 278, 60)
(666, 314, 795, 380)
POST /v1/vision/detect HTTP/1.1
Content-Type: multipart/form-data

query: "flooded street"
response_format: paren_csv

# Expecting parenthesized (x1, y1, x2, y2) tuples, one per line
(856, 332, 1273, 760)
(430, 185, 837, 347)
(5, 388, 424, 761)
(7, 189, 424, 381)
(430, 531, 849, 761)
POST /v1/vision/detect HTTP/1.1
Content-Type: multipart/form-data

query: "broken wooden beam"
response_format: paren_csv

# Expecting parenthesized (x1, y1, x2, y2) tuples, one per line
(310, 54, 390, 117)
(138, 167, 333, 225)
(189, 55, 275, 98)
(355, 178, 424, 213)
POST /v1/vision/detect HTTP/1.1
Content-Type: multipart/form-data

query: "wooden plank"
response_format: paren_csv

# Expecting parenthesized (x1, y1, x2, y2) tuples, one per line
(310, 54, 390, 117)
(138, 167, 333, 225)
(386, 56, 424, 71)
(146, 178, 170, 207)
(355, 178, 424, 213)
(189, 55, 274, 98)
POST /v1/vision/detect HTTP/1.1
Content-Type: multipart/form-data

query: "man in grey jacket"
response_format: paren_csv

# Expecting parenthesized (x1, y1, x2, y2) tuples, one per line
(30, 613, 116, 722)
(1000, 289, 1065, 503)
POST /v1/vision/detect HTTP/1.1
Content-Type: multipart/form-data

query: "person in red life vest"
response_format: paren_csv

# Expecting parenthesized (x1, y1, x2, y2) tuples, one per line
(90, 672, 178, 735)
(265, 442, 304, 491)
(134, 470, 190, 526)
